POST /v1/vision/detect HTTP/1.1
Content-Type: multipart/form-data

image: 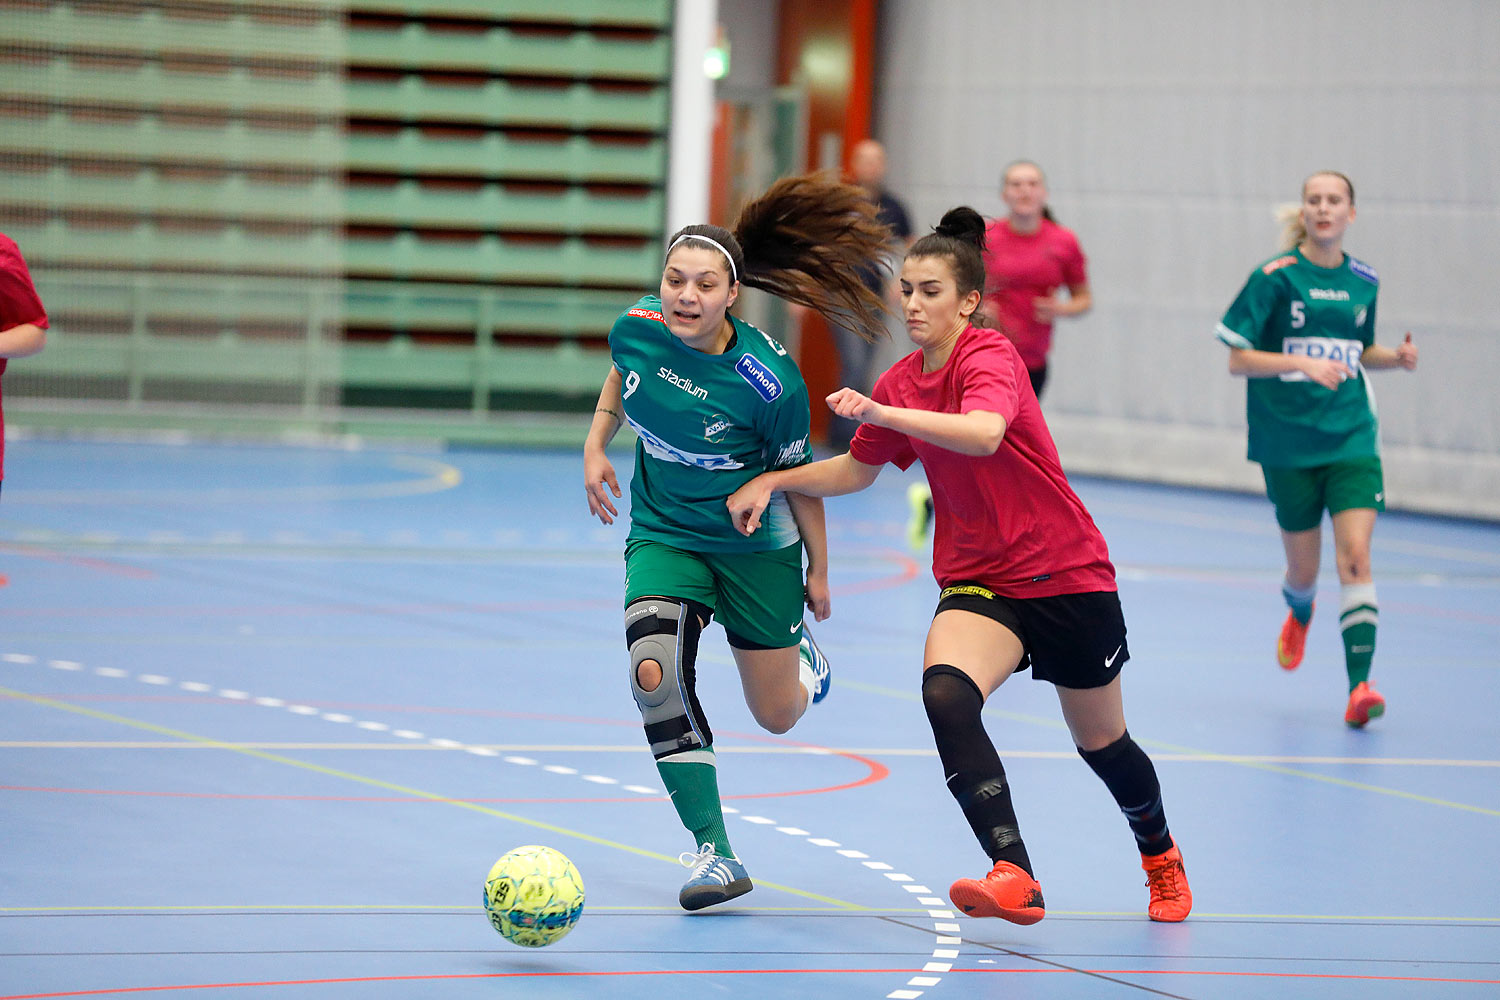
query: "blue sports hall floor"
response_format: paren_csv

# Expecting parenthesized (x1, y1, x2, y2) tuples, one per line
(2, 435, 1497, 999)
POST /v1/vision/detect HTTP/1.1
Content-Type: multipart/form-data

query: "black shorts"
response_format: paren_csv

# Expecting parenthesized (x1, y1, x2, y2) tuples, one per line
(934, 583, 1129, 690)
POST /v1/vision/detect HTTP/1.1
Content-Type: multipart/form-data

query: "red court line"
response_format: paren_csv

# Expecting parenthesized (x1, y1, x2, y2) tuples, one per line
(0, 599, 616, 619)
(0, 750, 888, 805)
(834, 548, 921, 595)
(0, 544, 155, 580)
(0, 549, 920, 620)
(5, 965, 1498, 998)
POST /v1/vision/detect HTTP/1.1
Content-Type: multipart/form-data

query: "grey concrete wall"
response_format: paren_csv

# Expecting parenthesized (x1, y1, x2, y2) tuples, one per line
(872, 0, 1500, 517)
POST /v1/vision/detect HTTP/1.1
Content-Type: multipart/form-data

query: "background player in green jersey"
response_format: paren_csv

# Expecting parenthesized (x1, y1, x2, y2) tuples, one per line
(582, 174, 892, 910)
(1216, 171, 1418, 728)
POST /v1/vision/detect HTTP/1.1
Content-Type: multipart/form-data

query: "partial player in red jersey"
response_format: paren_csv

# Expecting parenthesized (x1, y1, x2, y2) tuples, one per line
(0, 232, 50, 501)
(726, 207, 1191, 924)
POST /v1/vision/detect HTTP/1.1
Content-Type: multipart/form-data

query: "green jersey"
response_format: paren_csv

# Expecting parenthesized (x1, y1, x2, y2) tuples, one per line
(1216, 248, 1382, 467)
(609, 295, 813, 552)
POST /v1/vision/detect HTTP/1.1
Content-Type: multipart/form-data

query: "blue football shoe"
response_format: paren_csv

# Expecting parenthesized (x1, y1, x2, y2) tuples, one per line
(800, 626, 831, 703)
(678, 843, 753, 911)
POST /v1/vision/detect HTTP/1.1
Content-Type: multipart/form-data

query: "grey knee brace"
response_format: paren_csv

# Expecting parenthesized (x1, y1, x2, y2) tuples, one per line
(626, 597, 712, 758)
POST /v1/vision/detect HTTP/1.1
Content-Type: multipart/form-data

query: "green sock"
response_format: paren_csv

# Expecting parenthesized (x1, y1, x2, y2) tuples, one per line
(1340, 583, 1378, 690)
(655, 746, 733, 857)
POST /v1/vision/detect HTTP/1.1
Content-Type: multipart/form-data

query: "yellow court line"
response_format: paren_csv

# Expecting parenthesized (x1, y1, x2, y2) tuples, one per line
(1092, 499, 1500, 568)
(841, 680, 1500, 818)
(0, 686, 867, 912)
(5, 455, 463, 506)
(4, 741, 1500, 769)
(1030, 910, 1500, 923)
(0, 904, 915, 915)
(1, 904, 1495, 924)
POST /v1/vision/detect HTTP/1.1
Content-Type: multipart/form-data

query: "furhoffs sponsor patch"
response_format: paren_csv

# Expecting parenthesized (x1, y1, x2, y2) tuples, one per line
(735, 353, 782, 401)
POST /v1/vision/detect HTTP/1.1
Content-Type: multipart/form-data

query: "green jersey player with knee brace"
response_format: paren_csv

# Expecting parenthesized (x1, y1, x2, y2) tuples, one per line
(1216, 170, 1419, 728)
(583, 174, 893, 910)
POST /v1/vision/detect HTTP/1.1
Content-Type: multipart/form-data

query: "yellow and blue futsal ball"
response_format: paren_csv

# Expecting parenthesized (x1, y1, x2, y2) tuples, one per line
(483, 845, 585, 947)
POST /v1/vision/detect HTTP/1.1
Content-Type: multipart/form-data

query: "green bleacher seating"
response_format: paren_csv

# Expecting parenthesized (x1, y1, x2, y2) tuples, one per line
(3, 164, 341, 224)
(344, 231, 655, 285)
(3, 0, 668, 428)
(348, 23, 668, 80)
(7, 56, 343, 117)
(10, 110, 346, 171)
(346, 75, 666, 130)
(346, 181, 660, 235)
(8, 5, 343, 64)
(349, 0, 670, 26)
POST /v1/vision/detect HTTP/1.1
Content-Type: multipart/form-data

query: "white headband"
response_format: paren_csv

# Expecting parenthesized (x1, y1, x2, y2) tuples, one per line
(667, 233, 738, 283)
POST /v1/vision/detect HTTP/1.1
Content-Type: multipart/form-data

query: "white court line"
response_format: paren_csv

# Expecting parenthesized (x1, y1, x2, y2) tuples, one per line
(4, 648, 959, 997)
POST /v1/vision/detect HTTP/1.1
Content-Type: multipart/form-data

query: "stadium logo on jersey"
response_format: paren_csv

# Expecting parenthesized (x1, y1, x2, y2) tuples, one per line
(625, 414, 743, 470)
(657, 366, 709, 400)
(628, 306, 666, 322)
(736, 353, 783, 401)
(703, 413, 733, 443)
(772, 436, 809, 467)
(1261, 255, 1297, 275)
(1308, 288, 1350, 301)
(1348, 258, 1379, 285)
(1279, 337, 1365, 381)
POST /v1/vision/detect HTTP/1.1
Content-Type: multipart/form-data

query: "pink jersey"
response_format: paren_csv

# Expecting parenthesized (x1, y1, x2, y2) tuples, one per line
(981, 217, 1087, 371)
(849, 325, 1116, 597)
(0, 233, 50, 481)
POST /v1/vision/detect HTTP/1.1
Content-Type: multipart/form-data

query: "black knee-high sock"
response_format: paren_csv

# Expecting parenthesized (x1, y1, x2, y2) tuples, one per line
(922, 664, 1033, 874)
(1078, 731, 1174, 857)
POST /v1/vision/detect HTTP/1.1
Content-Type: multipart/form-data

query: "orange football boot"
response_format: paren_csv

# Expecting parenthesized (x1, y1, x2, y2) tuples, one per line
(949, 861, 1045, 926)
(1277, 608, 1312, 671)
(1141, 844, 1192, 922)
(1344, 681, 1386, 728)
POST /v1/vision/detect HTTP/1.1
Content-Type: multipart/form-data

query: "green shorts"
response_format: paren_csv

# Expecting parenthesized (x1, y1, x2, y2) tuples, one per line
(623, 538, 805, 650)
(1261, 456, 1385, 532)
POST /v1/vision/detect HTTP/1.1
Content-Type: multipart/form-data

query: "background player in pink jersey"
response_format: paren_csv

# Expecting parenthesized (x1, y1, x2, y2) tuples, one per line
(982, 160, 1091, 400)
(727, 208, 1191, 925)
(906, 160, 1091, 546)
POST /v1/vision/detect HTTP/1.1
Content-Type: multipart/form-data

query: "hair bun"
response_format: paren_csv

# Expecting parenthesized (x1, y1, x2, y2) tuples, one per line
(933, 206, 986, 249)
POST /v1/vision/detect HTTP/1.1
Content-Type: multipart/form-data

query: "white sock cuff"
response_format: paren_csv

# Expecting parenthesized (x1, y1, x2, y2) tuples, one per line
(798, 657, 817, 702)
(660, 748, 716, 766)
(1340, 582, 1378, 612)
(1282, 577, 1317, 604)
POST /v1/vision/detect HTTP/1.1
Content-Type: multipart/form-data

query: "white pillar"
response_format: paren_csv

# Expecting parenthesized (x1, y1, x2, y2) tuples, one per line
(666, 0, 718, 235)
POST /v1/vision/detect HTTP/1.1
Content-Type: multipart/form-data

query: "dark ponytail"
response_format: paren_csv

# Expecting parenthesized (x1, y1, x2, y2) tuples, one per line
(665, 173, 895, 344)
(909, 206, 987, 302)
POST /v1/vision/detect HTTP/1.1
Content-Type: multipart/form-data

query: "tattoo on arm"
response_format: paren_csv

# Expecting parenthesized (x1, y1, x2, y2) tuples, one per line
(596, 406, 623, 424)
